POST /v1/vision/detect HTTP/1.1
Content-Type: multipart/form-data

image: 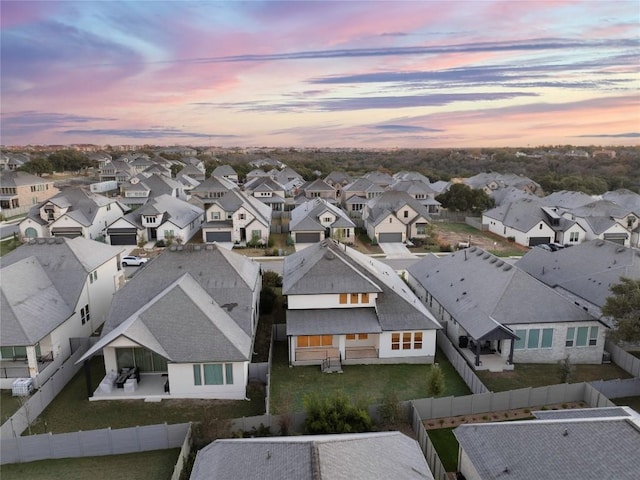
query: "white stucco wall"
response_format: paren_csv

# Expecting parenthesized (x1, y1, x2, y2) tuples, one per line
(378, 330, 436, 359)
(19, 217, 48, 238)
(168, 362, 247, 399)
(372, 214, 406, 241)
(458, 449, 482, 480)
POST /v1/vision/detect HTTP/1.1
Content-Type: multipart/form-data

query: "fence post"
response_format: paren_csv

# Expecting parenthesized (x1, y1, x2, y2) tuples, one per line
(165, 422, 170, 449)
(108, 427, 113, 454)
(48, 432, 54, 458)
(136, 426, 141, 451)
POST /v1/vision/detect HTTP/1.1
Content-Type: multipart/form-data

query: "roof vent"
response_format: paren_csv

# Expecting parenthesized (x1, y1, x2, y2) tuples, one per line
(490, 258, 497, 264)
(205, 245, 213, 250)
(503, 264, 512, 271)
(496, 260, 504, 267)
(324, 251, 335, 260)
(55, 237, 64, 244)
(37, 238, 46, 244)
(194, 245, 201, 251)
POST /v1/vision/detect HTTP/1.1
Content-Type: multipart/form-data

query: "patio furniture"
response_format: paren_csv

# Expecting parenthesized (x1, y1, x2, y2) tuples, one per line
(124, 378, 138, 393)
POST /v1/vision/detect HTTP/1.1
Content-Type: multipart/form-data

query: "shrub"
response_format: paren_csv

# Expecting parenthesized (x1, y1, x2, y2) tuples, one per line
(286, 235, 295, 246)
(378, 391, 403, 429)
(303, 392, 372, 434)
(439, 243, 453, 252)
(558, 355, 575, 383)
(155, 239, 166, 248)
(426, 364, 445, 397)
(507, 236, 516, 242)
(262, 271, 283, 288)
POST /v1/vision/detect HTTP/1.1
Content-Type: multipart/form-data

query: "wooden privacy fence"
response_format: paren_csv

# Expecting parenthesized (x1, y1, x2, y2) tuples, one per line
(1, 422, 190, 465)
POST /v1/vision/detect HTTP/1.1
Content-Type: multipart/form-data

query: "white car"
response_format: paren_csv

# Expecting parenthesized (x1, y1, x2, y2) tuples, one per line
(121, 255, 148, 267)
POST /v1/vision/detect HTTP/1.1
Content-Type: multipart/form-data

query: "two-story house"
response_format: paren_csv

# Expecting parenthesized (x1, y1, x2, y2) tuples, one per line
(1, 237, 124, 388)
(289, 198, 356, 245)
(243, 177, 287, 211)
(341, 178, 385, 215)
(362, 191, 432, 243)
(211, 165, 239, 185)
(298, 179, 338, 204)
(19, 187, 128, 241)
(0, 171, 59, 214)
(283, 239, 441, 371)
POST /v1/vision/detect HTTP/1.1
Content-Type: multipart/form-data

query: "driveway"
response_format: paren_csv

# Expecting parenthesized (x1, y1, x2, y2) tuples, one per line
(379, 242, 415, 258)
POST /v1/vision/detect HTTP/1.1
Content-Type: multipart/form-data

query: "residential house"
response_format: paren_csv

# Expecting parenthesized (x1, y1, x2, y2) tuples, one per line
(407, 247, 607, 371)
(324, 171, 353, 198)
(429, 180, 451, 196)
(245, 168, 271, 183)
(389, 179, 441, 214)
(298, 179, 337, 203)
(190, 432, 433, 480)
(211, 165, 239, 185)
(191, 175, 236, 201)
(283, 239, 441, 369)
(99, 159, 136, 185)
(0, 170, 59, 212)
(362, 191, 432, 243)
(1, 237, 124, 388)
(342, 177, 385, 205)
(243, 176, 286, 211)
(516, 239, 640, 318)
(559, 200, 639, 247)
(454, 407, 640, 480)
(289, 198, 356, 244)
(129, 155, 154, 174)
(76, 244, 261, 400)
(465, 172, 542, 197)
(119, 173, 185, 209)
(541, 190, 595, 210)
(362, 171, 394, 189)
(142, 163, 172, 178)
(19, 187, 128, 241)
(197, 189, 271, 244)
(176, 164, 206, 182)
(482, 198, 585, 247)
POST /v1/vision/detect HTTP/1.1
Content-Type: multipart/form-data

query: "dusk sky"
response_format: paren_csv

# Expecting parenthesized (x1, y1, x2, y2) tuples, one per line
(1, 1, 639, 148)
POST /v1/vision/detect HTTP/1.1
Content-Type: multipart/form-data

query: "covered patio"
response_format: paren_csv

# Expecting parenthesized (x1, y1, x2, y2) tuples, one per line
(90, 373, 169, 401)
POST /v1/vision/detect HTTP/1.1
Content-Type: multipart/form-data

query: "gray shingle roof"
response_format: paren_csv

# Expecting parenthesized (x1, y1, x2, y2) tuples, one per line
(190, 432, 432, 480)
(0, 170, 52, 187)
(533, 406, 635, 420)
(286, 308, 382, 335)
(454, 414, 640, 480)
(365, 191, 431, 227)
(483, 198, 547, 232)
(33, 186, 123, 226)
(408, 247, 599, 338)
(1, 237, 123, 346)
(516, 239, 640, 309)
(136, 194, 203, 229)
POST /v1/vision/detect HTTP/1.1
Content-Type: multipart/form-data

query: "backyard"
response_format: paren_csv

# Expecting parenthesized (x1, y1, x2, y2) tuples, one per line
(477, 362, 632, 392)
(1, 390, 23, 424)
(269, 341, 471, 414)
(23, 356, 265, 435)
(431, 221, 529, 257)
(0, 448, 180, 480)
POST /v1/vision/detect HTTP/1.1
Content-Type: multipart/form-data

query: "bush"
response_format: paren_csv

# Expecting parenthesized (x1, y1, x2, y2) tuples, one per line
(426, 364, 445, 397)
(262, 271, 283, 288)
(439, 243, 453, 252)
(155, 239, 166, 248)
(378, 391, 403, 429)
(260, 286, 277, 314)
(286, 235, 295, 246)
(507, 236, 516, 242)
(303, 392, 372, 434)
(558, 356, 575, 383)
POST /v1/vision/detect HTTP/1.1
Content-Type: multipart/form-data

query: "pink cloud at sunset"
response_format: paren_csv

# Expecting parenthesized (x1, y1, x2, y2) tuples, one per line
(1, 0, 638, 148)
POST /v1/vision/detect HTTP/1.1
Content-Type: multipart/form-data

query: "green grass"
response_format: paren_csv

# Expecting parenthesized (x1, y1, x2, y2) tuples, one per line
(427, 428, 458, 472)
(614, 396, 640, 413)
(269, 342, 471, 414)
(1, 390, 23, 424)
(0, 239, 19, 256)
(477, 362, 632, 392)
(0, 448, 180, 480)
(487, 248, 527, 257)
(434, 222, 479, 234)
(27, 356, 265, 435)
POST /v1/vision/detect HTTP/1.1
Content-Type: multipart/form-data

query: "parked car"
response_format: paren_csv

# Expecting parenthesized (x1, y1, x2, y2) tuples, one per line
(536, 244, 552, 251)
(122, 255, 148, 267)
(548, 243, 565, 251)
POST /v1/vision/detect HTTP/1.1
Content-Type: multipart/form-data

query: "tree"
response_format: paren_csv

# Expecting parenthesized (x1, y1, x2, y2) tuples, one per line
(426, 364, 445, 397)
(303, 392, 372, 434)
(436, 183, 494, 213)
(558, 355, 575, 383)
(602, 277, 640, 342)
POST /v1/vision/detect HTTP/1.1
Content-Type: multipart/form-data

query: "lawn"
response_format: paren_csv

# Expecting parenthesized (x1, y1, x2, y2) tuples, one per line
(614, 396, 640, 413)
(0, 238, 19, 256)
(27, 356, 265, 435)
(477, 362, 632, 392)
(1, 390, 23, 424)
(427, 428, 458, 472)
(0, 448, 180, 480)
(269, 342, 471, 414)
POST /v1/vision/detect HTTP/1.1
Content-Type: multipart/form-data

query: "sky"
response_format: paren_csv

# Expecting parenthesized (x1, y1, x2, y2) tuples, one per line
(1, 1, 639, 149)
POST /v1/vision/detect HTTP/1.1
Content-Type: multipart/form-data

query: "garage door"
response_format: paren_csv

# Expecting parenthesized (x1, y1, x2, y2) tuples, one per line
(603, 233, 627, 245)
(108, 228, 138, 245)
(206, 231, 232, 242)
(528, 237, 551, 246)
(51, 227, 83, 238)
(296, 232, 321, 243)
(379, 232, 402, 243)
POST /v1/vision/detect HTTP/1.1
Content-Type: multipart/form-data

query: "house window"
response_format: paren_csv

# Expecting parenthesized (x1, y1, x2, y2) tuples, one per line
(403, 210, 408, 218)
(251, 230, 261, 239)
(346, 334, 356, 340)
(347, 333, 368, 340)
(359, 333, 368, 340)
(239, 213, 245, 220)
(541, 328, 553, 348)
(164, 230, 174, 239)
(566, 327, 575, 347)
(570, 232, 579, 242)
(414, 332, 423, 349)
(297, 335, 332, 348)
(350, 293, 359, 304)
(323, 217, 331, 223)
(107, 204, 111, 211)
(514, 329, 527, 349)
(226, 213, 233, 219)
(539, 224, 543, 230)
(361, 293, 369, 303)
(339, 293, 348, 304)
(193, 363, 234, 386)
(211, 212, 220, 220)
(389, 217, 393, 223)
(576, 327, 588, 347)
(403, 332, 412, 349)
(391, 333, 400, 350)
(527, 329, 540, 349)
(589, 327, 598, 346)
(81, 304, 90, 325)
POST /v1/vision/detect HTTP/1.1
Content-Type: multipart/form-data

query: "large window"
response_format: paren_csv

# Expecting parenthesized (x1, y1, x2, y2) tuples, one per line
(297, 335, 333, 348)
(1, 346, 27, 360)
(566, 326, 598, 347)
(391, 332, 424, 351)
(339, 293, 348, 304)
(515, 328, 553, 349)
(116, 347, 168, 372)
(193, 363, 234, 386)
(81, 304, 90, 325)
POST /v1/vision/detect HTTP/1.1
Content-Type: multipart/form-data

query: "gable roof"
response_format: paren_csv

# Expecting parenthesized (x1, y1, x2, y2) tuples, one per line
(483, 198, 549, 232)
(365, 191, 431, 226)
(190, 431, 432, 480)
(137, 194, 203, 228)
(79, 273, 252, 363)
(0, 170, 53, 187)
(283, 240, 440, 331)
(516, 239, 640, 311)
(290, 198, 355, 232)
(35, 187, 125, 226)
(454, 409, 640, 480)
(407, 247, 600, 339)
(1, 237, 123, 346)
(211, 164, 237, 177)
(99, 244, 260, 339)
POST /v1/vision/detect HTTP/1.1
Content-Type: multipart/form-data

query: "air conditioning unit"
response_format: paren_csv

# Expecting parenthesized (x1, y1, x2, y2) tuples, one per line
(602, 351, 611, 364)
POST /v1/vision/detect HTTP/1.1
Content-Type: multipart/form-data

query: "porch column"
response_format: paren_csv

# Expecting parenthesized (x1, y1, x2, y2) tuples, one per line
(508, 339, 515, 365)
(475, 341, 481, 367)
(338, 335, 346, 360)
(26, 346, 38, 378)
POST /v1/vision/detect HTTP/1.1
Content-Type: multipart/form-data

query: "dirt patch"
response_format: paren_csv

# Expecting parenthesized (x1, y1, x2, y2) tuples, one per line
(423, 401, 587, 430)
(433, 227, 529, 254)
